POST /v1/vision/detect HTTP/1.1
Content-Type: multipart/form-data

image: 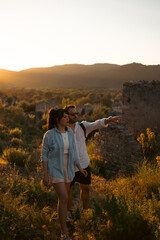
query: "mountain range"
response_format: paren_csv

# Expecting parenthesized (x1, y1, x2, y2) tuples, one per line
(0, 63, 160, 89)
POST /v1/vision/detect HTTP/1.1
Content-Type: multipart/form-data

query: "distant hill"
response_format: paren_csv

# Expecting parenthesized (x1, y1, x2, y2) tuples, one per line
(0, 63, 160, 89)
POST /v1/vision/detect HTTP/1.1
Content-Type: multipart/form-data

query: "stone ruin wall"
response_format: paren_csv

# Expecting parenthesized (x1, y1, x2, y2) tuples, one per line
(94, 80, 160, 176)
(123, 80, 160, 135)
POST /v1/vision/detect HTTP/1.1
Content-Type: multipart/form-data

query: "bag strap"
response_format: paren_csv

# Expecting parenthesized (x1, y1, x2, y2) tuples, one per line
(79, 123, 86, 139)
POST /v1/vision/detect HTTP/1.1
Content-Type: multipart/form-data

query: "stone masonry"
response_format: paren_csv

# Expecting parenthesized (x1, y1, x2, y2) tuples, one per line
(123, 80, 160, 135)
(94, 121, 142, 177)
(94, 80, 160, 177)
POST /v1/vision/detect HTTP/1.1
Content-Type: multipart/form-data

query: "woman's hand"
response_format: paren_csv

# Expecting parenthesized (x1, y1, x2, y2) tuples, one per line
(43, 174, 49, 186)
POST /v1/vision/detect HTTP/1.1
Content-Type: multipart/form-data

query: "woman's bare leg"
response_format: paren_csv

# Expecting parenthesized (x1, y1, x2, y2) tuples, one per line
(53, 182, 70, 235)
(65, 183, 72, 211)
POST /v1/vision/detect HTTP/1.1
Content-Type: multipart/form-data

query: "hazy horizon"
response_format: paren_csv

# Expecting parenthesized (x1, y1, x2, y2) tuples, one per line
(1, 61, 160, 73)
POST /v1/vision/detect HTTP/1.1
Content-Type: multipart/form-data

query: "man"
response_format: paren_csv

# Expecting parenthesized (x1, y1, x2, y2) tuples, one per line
(65, 105, 121, 210)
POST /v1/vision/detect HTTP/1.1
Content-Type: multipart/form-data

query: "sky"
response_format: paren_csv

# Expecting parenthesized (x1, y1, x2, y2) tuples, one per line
(0, 0, 160, 71)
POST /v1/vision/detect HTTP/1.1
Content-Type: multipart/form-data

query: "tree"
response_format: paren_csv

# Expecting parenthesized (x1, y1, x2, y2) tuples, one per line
(61, 98, 75, 108)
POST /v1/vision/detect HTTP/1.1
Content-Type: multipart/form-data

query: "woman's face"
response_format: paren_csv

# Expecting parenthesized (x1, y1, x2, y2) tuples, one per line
(58, 113, 69, 127)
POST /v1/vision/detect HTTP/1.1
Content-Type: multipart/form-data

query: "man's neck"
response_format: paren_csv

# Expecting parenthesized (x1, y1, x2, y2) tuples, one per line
(69, 122, 76, 131)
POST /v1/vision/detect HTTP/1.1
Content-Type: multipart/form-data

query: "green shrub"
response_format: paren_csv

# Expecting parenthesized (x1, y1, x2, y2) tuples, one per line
(9, 176, 57, 209)
(11, 137, 22, 147)
(10, 177, 28, 197)
(18, 100, 35, 112)
(0, 123, 9, 140)
(4, 105, 26, 127)
(42, 123, 47, 132)
(4, 170, 58, 209)
(9, 128, 22, 138)
(89, 154, 106, 177)
(0, 196, 59, 240)
(85, 163, 160, 240)
(73, 196, 156, 240)
(25, 149, 41, 171)
(86, 140, 95, 155)
(87, 141, 106, 177)
(0, 138, 4, 154)
(0, 161, 59, 239)
(2, 148, 28, 167)
(23, 179, 58, 209)
(137, 128, 160, 164)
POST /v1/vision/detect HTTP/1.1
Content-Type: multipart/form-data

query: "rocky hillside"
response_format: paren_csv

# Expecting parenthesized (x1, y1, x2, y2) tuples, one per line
(0, 62, 160, 89)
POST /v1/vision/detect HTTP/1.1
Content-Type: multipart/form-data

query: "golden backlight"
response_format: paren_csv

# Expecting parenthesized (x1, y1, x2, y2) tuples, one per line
(0, 0, 160, 71)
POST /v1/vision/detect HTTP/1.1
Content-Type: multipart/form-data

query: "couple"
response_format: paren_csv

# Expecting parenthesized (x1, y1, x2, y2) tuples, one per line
(41, 105, 121, 240)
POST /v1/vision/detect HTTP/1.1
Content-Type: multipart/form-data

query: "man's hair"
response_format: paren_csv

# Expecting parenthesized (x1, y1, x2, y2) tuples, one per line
(64, 105, 76, 114)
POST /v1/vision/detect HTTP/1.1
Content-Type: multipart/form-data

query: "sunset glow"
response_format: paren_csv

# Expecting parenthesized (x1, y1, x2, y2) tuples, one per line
(0, 0, 160, 71)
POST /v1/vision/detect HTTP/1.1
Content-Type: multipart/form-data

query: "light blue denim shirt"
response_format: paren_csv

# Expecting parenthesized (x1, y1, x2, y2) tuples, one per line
(41, 127, 80, 179)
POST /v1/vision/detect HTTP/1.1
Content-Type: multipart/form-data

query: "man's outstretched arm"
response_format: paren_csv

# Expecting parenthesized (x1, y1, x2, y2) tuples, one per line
(83, 115, 122, 136)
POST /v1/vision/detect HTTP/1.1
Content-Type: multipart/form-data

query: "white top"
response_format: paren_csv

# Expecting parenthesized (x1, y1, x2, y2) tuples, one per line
(61, 132, 69, 154)
(72, 118, 108, 172)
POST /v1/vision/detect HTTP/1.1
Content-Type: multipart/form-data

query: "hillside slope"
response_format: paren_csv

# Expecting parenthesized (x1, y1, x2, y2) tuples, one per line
(0, 63, 160, 89)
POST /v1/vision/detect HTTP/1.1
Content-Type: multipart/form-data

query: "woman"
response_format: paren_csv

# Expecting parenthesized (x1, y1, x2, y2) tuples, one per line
(42, 108, 87, 240)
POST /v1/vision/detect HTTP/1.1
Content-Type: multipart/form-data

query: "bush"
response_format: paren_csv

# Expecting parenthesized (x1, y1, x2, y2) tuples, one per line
(0, 164, 59, 239)
(0, 196, 59, 240)
(11, 137, 22, 147)
(61, 97, 75, 107)
(23, 180, 58, 209)
(9, 176, 57, 208)
(2, 148, 28, 167)
(87, 141, 106, 177)
(9, 128, 22, 138)
(0, 138, 4, 154)
(137, 128, 160, 164)
(73, 196, 156, 240)
(156, 156, 160, 167)
(10, 176, 28, 197)
(90, 154, 106, 177)
(4, 105, 26, 127)
(18, 100, 35, 112)
(25, 149, 41, 171)
(85, 163, 160, 240)
(0, 123, 9, 140)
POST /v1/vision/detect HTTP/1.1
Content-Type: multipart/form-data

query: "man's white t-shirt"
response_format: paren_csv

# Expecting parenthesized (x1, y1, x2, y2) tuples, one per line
(72, 118, 108, 172)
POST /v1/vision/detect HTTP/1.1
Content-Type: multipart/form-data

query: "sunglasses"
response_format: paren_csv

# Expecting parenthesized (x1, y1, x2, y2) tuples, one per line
(69, 112, 79, 116)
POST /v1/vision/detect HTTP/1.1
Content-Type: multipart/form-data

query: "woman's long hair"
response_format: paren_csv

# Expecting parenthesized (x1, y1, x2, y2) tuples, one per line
(47, 108, 67, 130)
